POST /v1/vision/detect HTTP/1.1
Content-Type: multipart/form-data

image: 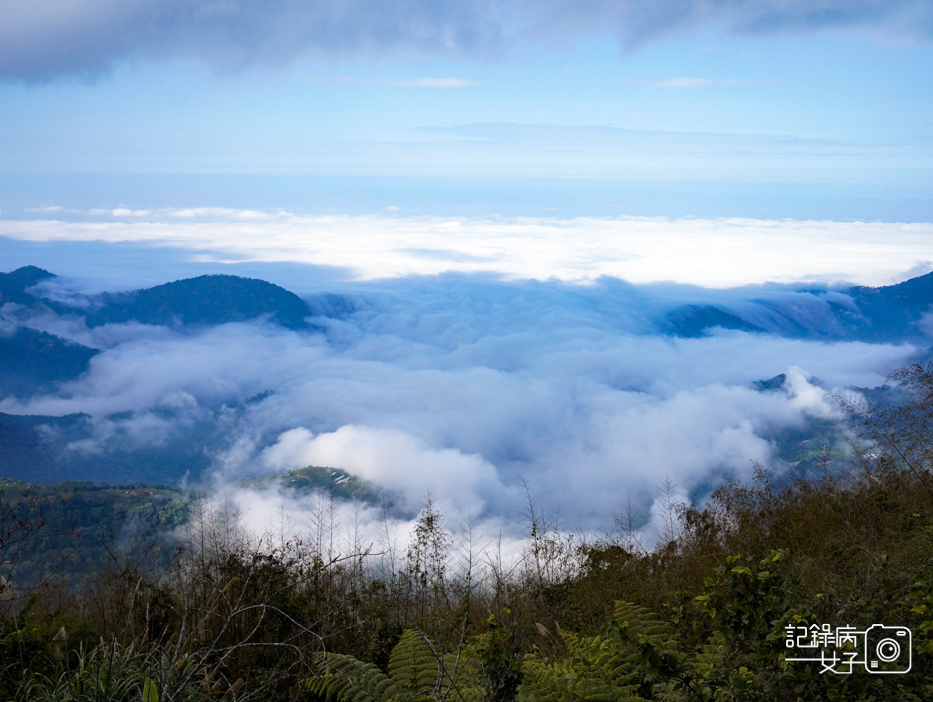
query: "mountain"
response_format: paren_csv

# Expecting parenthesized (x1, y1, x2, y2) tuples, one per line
(665, 271, 933, 340)
(0, 327, 99, 398)
(0, 409, 220, 485)
(846, 272, 933, 341)
(0, 267, 313, 330)
(5, 264, 933, 490)
(0, 478, 190, 589)
(242, 465, 380, 504)
(0, 268, 322, 485)
(0, 413, 90, 482)
(84, 274, 312, 329)
(665, 305, 765, 338)
(0, 265, 55, 306)
(0, 269, 318, 400)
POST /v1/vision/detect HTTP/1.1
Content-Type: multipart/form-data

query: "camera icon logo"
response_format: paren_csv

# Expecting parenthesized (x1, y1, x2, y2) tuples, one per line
(864, 624, 912, 674)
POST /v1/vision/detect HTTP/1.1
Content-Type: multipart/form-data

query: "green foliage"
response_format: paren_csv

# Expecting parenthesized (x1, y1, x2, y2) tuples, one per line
(14, 642, 240, 702)
(142, 677, 159, 702)
(307, 623, 522, 702)
(472, 612, 522, 702)
(306, 652, 404, 702)
(11, 360, 933, 701)
(386, 629, 441, 695)
(679, 547, 933, 701)
(307, 629, 449, 702)
(519, 601, 687, 702)
(0, 479, 190, 592)
(242, 466, 379, 504)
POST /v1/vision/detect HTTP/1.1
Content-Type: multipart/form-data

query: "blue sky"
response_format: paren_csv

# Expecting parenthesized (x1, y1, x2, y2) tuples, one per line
(1, 2, 932, 220)
(4, 35, 932, 175)
(1, 0, 933, 289)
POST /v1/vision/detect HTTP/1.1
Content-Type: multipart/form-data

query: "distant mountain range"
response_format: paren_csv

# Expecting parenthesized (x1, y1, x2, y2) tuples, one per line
(665, 271, 933, 340)
(1, 266, 312, 330)
(0, 327, 99, 399)
(0, 267, 315, 401)
(1, 264, 932, 487)
(5, 264, 933, 350)
(0, 268, 325, 483)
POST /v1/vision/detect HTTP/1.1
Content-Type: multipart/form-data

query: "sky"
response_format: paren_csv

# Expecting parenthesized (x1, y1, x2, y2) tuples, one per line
(1, 0, 932, 221)
(3, 1, 933, 543)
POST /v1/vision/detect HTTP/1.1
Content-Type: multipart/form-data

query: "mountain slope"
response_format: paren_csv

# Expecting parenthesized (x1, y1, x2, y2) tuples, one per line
(847, 271, 933, 341)
(85, 274, 312, 329)
(0, 327, 99, 397)
(665, 305, 766, 337)
(664, 271, 933, 340)
(0, 265, 55, 305)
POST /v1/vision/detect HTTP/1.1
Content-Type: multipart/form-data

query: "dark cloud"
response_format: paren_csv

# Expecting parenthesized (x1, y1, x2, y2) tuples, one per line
(530, 0, 933, 49)
(1, 0, 931, 82)
(0, 0, 508, 82)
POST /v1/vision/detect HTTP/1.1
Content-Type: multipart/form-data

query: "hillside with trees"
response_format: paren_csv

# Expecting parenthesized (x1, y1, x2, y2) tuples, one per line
(1, 363, 933, 699)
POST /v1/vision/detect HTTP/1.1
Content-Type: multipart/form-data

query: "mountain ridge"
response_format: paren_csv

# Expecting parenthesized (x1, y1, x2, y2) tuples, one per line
(666, 271, 933, 339)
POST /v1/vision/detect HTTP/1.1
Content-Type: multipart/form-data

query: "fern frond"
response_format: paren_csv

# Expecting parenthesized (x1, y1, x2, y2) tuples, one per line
(442, 644, 484, 700)
(518, 632, 644, 702)
(612, 601, 677, 646)
(387, 629, 442, 696)
(306, 652, 404, 702)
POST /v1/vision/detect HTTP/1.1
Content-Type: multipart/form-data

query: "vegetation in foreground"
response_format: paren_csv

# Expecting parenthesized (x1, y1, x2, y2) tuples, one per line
(4, 364, 933, 700)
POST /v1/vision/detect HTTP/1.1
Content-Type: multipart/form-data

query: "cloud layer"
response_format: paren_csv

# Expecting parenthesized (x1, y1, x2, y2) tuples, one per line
(2, 0, 931, 82)
(1, 262, 919, 532)
(4, 211, 933, 287)
(2, 208, 929, 535)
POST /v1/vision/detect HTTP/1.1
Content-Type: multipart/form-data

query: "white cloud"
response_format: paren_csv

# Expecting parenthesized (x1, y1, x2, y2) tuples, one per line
(88, 208, 152, 217)
(261, 425, 507, 518)
(382, 77, 483, 88)
(784, 366, 842, 419)
(2, 220, 924, 532)
(168, 207, 288, 220)
(644, 77, 773, 88)
(1, 273, 915, 530)
(5, 213, 933, 287)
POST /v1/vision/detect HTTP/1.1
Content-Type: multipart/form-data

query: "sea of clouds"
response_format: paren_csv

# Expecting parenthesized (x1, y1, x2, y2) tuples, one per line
(0, 210, 928, 545)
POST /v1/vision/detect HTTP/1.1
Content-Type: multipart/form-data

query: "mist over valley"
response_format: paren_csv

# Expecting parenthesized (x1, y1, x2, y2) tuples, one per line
(1, 256, 926, 540)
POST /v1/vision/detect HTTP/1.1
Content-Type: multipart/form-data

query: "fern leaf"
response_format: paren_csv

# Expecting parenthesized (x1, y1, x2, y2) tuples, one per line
(387, 629, 441, 696)
(306, 652, 404, 702)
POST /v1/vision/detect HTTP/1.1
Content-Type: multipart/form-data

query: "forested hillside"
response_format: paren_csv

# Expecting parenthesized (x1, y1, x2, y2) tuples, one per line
(3, 364, 933, 700)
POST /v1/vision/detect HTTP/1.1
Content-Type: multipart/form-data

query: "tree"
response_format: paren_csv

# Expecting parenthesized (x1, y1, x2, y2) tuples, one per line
(0, 482, 58, 606)
(835, 361, 933, 503)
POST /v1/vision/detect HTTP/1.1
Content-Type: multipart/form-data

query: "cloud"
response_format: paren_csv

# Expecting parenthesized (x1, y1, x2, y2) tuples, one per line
(261, 425, 508, 518)
(331, 75, 483, 88)
(643, 77, 773, 88)
(381, 77, 483, 88)
(2, 0, 932, 82)
(784, 365, 842, 418)
(1, 261, 918, 532)
(5, 212, 933, 287)
(88, 208, 152, 217)
(168, 207, 291, 220)
(2, 209, 928, 533)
